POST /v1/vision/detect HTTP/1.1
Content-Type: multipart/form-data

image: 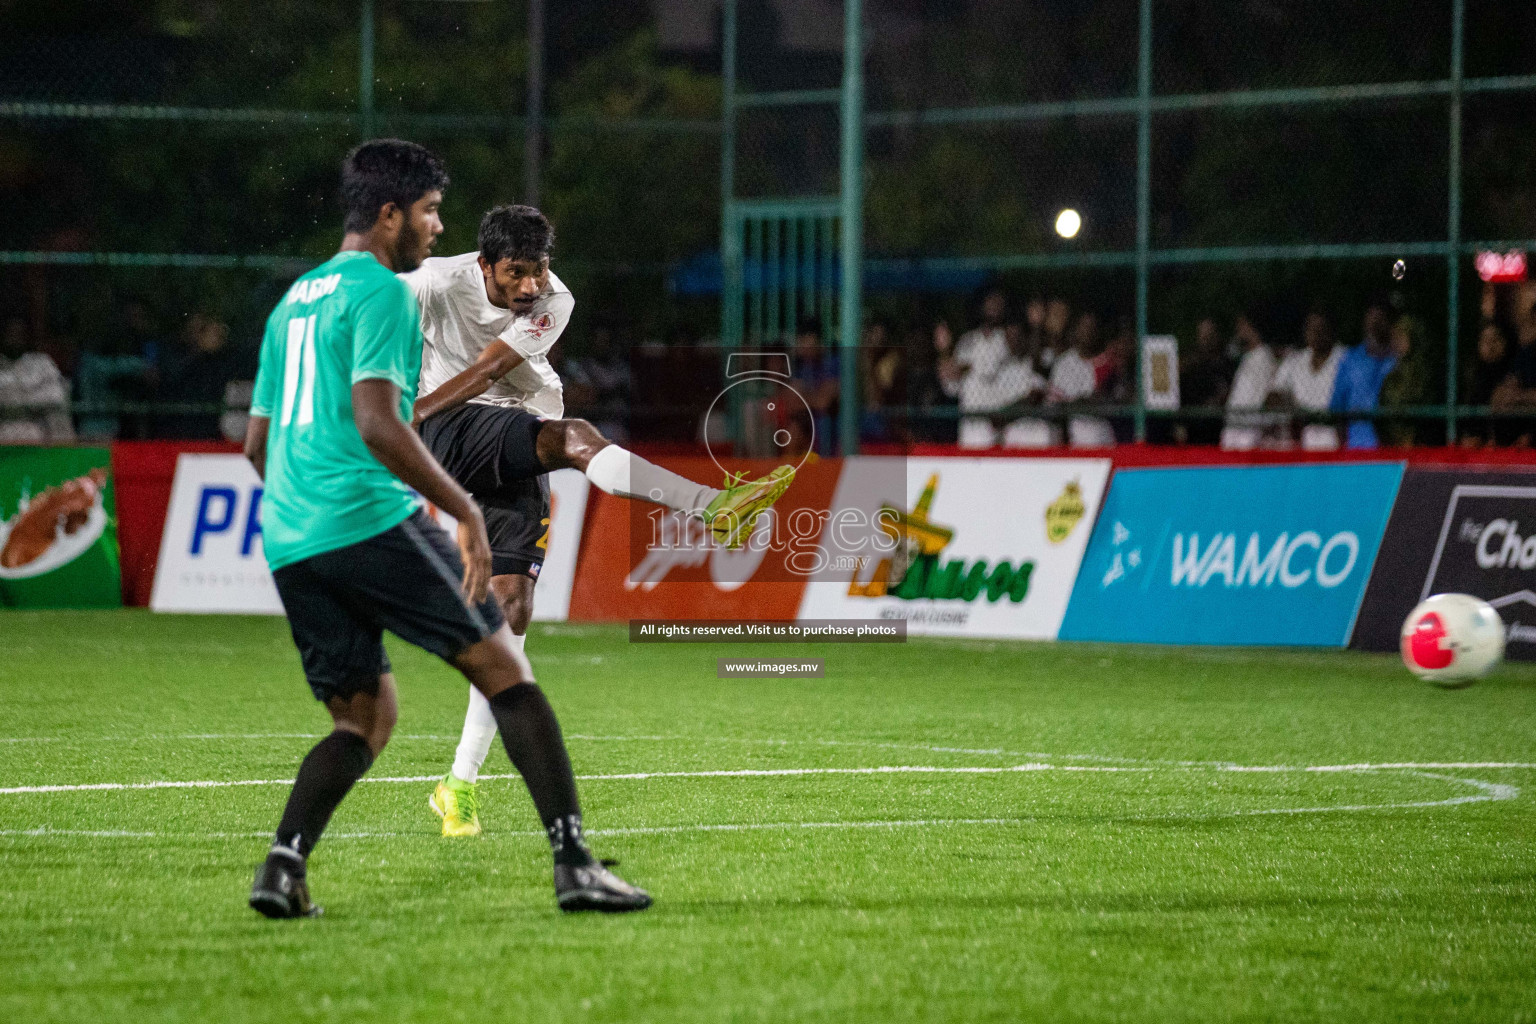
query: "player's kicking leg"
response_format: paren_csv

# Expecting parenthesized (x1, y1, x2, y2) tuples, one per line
(422, 405, 795, 550)
(539, 418, 795, 548)
(250, 508, 649, 917)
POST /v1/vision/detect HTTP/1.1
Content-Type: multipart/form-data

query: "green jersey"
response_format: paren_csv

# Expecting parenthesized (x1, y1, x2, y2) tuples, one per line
(251, 251, 423, 570)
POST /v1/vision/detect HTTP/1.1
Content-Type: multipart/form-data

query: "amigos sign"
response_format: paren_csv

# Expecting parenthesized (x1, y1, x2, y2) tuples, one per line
(797, 457, 1111, 638)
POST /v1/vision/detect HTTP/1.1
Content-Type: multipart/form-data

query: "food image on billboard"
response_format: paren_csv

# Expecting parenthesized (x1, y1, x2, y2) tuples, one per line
(0, 447, 121, 608)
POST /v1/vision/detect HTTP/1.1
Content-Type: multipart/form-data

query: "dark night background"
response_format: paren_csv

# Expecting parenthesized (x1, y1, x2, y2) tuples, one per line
(1, 0, 1534, 441)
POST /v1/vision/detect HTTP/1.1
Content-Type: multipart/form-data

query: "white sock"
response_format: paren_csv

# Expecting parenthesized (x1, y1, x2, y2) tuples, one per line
(584, 443, 719, 514)
(449, 631, 527, 784)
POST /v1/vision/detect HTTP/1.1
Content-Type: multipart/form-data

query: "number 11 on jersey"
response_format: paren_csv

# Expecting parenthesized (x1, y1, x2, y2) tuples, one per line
(280, 315, 318, 427)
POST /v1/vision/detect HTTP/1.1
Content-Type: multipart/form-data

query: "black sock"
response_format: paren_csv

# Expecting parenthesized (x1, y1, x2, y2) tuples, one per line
(487, 684, 594, 867)
(272, 730, 375, 862)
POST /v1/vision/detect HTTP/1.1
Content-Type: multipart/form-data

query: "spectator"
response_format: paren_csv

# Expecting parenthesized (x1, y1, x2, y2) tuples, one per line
(1180, 317, 1233, 444)
(76, 301, 158, 441)
(1022, 297, 1047, 367)
(156, 313, 237, 439)
(1094, 317, 1135, 443)
(1050, 311, 1114, 447)
(995, 321, 1053, 448)
(1463, 322, 1510, 446)
(860, 320, 904, 443)
(1491, 309, 1536, 446)
(565, 325, 631, 442)
(0, 315, 73, 444)
(789, 317, 840, 455)
(1328, 303, 1401, 449)
(943, 289, 1012, 449)
(1380, 315, 1429, 446)
(1038, 296, 1071, 373)
(1220, 315, 1277, 450)
(1269, 311, 1342, 450)
(907, 322, 950, 442)
(549, 338, 595, 409)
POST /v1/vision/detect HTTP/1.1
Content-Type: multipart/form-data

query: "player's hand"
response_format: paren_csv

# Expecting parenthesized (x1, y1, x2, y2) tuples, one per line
(456, 512, 492, 606)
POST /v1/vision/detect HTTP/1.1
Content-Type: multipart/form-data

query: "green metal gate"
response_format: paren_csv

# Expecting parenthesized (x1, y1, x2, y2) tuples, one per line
(723, 199, 841, 351)
(719, 0, 864, 454)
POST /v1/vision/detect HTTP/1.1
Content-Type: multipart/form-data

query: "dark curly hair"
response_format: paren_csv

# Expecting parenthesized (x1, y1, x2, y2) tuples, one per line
(478, 205, 554, 266)
(340, 139, 449, 233)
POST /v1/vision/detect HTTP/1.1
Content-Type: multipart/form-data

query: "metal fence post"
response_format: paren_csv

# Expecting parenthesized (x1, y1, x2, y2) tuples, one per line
(720, 0, 740, 354)
(838, 0, 864, 457)
(359, 0, 375, 138)
(1133, 0, 1152, 443)
(524, 0, 545, 207)
(1446, 0, 1464, 443)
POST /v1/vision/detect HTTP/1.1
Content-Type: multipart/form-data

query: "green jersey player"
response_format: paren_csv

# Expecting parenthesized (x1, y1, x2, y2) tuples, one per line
(245, 138, 650, 917)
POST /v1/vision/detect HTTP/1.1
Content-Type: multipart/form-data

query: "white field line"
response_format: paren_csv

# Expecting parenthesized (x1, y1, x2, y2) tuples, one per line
(0, 733, 455, 744)
(4, 757, 1533, 798)
(0, 820, 1025, 841)
(0, 764, 1147, 796)
(0, 763, 1521, 824)
(0, 781, 1519, 844)
(5, 730, 1536, 774)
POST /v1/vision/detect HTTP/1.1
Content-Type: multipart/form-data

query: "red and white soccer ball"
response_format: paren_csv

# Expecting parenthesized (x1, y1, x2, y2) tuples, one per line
(1400, 593, 1505, 688)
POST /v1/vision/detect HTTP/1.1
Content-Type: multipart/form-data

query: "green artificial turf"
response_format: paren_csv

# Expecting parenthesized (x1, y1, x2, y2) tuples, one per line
(1, 611, 1534, 1023)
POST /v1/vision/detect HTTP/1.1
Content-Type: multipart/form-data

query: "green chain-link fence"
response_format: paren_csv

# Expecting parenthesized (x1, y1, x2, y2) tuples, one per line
(4, 1, 1535, 448)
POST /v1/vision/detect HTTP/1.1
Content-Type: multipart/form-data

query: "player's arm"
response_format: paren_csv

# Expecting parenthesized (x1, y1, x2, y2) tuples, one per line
(411, 340, 525, 426)
(353, 378, 491, 603)
(244, 314, 283, 480)
(244, 416, 270, 479)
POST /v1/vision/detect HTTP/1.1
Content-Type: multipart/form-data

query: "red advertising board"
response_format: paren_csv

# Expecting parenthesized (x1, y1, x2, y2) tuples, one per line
(566, 456, 843, 621)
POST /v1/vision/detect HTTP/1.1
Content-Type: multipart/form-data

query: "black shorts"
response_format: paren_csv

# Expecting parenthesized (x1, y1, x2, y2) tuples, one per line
(271, 508, 505, 703)
(421, 403, 551, 578)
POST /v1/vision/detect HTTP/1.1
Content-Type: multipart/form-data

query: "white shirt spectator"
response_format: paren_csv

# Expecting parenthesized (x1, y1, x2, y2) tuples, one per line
(1220, 345, 1278, 450)
(0, 351, 73, 443)
(1272, 345, 1343, 450)
(992, 356, 1055, 448)
(953, 327, 1007, 448)
(1049, 349, 1114, 447)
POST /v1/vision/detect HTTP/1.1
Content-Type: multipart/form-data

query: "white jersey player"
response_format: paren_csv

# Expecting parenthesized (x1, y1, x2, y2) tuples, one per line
(405, 205, 797, 837)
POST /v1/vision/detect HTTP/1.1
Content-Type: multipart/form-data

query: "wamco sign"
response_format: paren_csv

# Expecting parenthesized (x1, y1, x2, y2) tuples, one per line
(1170, 531, 1360, 589)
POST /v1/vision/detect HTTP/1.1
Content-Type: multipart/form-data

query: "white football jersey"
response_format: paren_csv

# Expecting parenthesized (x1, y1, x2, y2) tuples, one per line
(402, 252, 570, 419)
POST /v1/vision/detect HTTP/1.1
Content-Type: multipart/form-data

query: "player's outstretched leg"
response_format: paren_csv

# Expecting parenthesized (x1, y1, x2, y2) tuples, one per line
(455, 627, 652, 913)
(541, 420, 796, 549)
(250, 677, 397, 919)
(430, 576, 535, 837)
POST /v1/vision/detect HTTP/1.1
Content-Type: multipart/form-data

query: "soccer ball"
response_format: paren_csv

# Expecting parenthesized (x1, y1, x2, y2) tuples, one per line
(1400, 593, 1505, 688)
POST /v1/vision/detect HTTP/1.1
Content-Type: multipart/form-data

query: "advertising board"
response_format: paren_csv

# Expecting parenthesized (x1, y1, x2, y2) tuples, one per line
(1351, 469, 1536, 659)
(1059, 463, 1403, 646)
(0, 446, 121, 609)
(796, 457, 1111, 638)
(151, 455, 585, 619)
(565, 457, 846, 622)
